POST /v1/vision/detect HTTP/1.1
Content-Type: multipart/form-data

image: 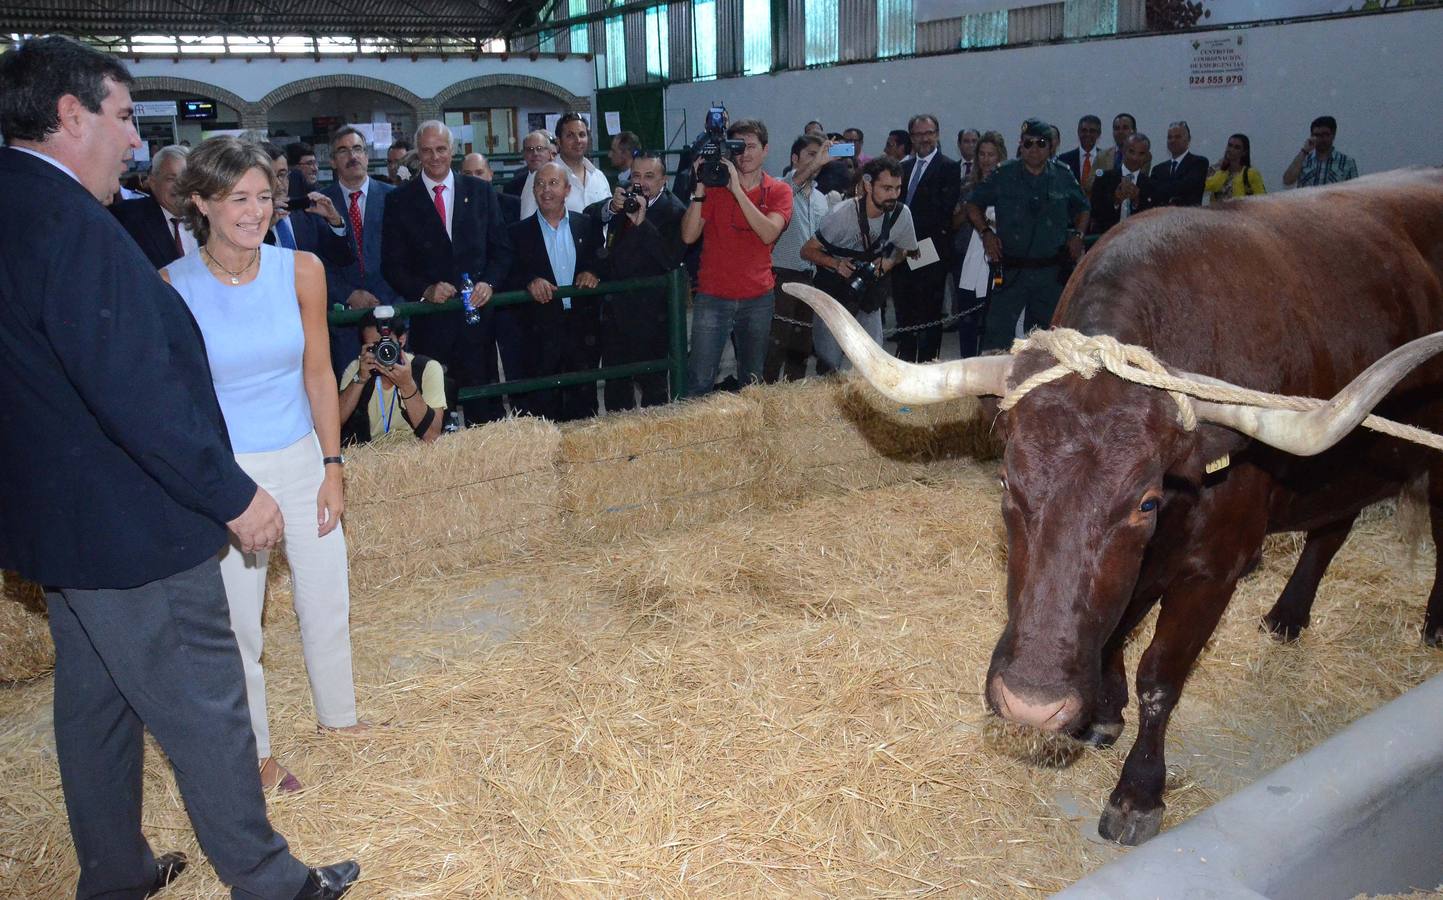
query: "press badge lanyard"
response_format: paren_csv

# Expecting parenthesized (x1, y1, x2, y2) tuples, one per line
(375, 377, 398, 434)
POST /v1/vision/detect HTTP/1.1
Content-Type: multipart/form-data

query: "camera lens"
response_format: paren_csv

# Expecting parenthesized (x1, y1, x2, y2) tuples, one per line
(375, 338, 402, 367)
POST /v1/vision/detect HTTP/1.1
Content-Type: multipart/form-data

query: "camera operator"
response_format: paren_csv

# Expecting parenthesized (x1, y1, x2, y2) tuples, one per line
(801, 156, 918, 374)
(338, 310, 446, 444)
(765, 132, 833, 383)
(585, 150, 687, 409)
(681, 117, 793, 395)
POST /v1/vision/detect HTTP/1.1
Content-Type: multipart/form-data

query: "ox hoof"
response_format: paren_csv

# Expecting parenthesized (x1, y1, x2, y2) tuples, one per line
(1079, 721, 1123, 749)
(1261, 614, 1305, 643)
(1098, 801, 1164, 846)
(1424, 624, 1442, 649)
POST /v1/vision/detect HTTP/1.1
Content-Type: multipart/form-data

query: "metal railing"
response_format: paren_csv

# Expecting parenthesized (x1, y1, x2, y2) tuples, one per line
(327, 269, 690, 404)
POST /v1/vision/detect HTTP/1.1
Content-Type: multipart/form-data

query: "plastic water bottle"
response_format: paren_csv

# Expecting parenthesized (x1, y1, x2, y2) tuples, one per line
(459, 272, 480, 326)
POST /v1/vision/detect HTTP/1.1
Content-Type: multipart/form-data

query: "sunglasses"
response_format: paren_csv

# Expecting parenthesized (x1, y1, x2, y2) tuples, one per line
(1021, 137, 1050, 149)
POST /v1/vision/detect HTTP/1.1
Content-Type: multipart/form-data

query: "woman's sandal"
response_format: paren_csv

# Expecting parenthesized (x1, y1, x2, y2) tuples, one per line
(258, 756, 302, 793)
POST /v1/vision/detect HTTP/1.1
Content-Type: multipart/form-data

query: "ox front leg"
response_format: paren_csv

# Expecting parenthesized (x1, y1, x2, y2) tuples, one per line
(1426, 471, 1443, 647)
(1262, 513, 1359, 641)
(1099, 578, 1235, 846)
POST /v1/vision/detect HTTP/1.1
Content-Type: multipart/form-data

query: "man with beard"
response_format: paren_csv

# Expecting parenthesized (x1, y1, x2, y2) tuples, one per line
(801, 156, 919, 373)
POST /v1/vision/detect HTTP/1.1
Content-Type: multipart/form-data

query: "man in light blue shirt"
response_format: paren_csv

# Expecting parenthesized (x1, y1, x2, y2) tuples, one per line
(505, 161, 604, 420)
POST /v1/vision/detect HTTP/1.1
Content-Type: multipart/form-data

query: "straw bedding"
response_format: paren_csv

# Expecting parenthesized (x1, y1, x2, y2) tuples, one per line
(0, 571, 51, 682)
(2, 459, 1439, 897)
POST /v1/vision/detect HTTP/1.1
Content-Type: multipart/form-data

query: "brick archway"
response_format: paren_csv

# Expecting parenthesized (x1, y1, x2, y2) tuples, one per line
(431, 74, 589, 114)
(258, 75, 426, 121)
(131, 76, 260, 128)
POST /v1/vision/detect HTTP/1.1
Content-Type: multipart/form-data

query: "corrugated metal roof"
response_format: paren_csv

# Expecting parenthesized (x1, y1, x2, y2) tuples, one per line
(0, 0, 549, 41)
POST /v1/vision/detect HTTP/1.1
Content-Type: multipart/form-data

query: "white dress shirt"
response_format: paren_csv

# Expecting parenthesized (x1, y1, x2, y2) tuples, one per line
(339, 175, 371, 223)
(519, 157, 612, 220)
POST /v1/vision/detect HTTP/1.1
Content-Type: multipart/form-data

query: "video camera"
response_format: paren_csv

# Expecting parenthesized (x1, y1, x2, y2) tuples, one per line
(692, 102, 746, 188)
(621, 181, 644, 215)
(370, 305, 403, 367)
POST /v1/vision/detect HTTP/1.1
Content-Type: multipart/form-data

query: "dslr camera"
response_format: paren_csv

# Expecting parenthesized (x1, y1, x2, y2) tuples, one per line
(692, 102, 746, 188)
(847, 258, 883, 298)
(370, 305, 403, 368)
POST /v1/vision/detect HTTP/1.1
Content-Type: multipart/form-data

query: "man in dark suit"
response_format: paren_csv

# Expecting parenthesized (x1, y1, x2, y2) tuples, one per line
(505, 129, 556, 199)
(585, 151, 687, 410)
(462, 150, 522, 225)
(323, 125, 401, 378)
(382, 120, 512, 425)
(1089, 133, 1155, 236)
(262, 143, 355, 270)
(507, 161, 604, 421)
(1057, 114, 1103, 195)
(1148, 120, 1208, 207)
(0, 36, 356, 900)
(894, 113, 962, 362)
(112, 143, 193, 268)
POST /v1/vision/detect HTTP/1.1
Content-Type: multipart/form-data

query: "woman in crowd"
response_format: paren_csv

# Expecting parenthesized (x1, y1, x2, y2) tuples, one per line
(1205, 132, 1266, 201)
(164, 136, 363, 792)
(951, 131, 1007, 358)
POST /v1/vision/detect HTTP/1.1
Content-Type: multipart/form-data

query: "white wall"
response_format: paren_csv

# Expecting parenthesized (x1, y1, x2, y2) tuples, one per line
(125, 55, 595, 104)
(666, 8, 1443, 184)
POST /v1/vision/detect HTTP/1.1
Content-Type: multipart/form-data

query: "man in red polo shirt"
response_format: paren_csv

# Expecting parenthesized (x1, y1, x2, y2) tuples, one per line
(680, 118, 793, 395)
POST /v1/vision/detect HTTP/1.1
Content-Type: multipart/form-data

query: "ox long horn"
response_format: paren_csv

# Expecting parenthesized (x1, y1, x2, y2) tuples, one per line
(1192, 331, 1443, 456)
(782, 282, 1012, 403)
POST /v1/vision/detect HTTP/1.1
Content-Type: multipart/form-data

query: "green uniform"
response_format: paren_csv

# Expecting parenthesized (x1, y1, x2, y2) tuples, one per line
(969, 158, 1088, 350)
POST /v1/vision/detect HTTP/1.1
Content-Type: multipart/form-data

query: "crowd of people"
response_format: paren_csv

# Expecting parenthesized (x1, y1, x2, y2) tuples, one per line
(0, 29, 1370, 898)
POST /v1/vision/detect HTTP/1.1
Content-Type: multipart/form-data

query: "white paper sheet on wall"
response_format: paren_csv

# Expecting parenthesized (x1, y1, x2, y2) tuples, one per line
(605, 111, 622, 135)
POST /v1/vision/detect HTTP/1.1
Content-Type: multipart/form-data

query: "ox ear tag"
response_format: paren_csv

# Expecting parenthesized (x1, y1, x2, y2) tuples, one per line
(1204, 454, 1231, 475)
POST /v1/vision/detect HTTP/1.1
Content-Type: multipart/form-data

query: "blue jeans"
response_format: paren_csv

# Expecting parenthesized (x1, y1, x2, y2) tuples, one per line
(688, 291, 774, 395)
(812, 307, 883, 373)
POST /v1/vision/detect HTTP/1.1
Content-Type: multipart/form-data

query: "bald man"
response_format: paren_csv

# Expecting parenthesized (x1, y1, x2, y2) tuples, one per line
(461, 152, 493, 181)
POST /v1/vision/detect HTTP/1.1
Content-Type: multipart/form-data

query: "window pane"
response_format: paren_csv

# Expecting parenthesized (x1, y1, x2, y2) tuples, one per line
(540, 29, 556, 53)
(693, 0, 717, 81)
(606, 15, 626, 86)
(960, 10, 1007, 48)
(877, 0, 914, 58)
(805, 0, 838, 66)
(743, 0, 771, 75)
(569, 0, 590, 53)
(646, 5, 670, 80)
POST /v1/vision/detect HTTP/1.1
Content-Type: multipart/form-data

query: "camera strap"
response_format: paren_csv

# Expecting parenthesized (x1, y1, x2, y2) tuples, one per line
(375, 376, 399, 434)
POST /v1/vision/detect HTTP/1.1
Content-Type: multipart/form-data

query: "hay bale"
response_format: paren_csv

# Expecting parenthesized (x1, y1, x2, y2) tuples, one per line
(1, 571, 53, 682)
(558, 392, 771, 541)
(748, 375, 1002, 498)
(342, 417, 560, 590)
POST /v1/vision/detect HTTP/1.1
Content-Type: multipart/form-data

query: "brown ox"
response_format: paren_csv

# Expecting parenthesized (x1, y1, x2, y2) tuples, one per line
(784, 168, 1443, 846)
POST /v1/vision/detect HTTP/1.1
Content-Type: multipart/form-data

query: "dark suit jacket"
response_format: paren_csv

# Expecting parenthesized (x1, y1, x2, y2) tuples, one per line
(1088, 167, 1155, 236)
(498, 191, 522, 226)
(1148, 152, 1208, 207)
(381, 173, 512, 303)
(112, 195, 183, 269)
(1057, 147, 1101, 190)
(901, 151, 962, 260)
(266, 208, 355, 269)
(322, 179, 400, 308)
(505, 211, 602, 295)
(0, 148, 256, 589)
(583, 191, 687, 282)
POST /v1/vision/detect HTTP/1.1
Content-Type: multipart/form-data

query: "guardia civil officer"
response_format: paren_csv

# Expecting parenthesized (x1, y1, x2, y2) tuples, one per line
(965, 120, 1089, 351)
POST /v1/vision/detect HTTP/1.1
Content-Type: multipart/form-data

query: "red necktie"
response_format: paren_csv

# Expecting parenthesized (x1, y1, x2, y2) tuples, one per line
(169, 217, 184, 257)
(1081, 152, 1092, 184)
(432, 184, 446, 226)
(348, 191, 365, 274)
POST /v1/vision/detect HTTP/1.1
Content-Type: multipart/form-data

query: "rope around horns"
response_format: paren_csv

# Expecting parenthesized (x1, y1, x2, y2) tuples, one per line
(996, 328, 1443, 452)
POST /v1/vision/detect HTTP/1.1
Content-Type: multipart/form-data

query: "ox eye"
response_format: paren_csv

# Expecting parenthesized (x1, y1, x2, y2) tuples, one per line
(1139, 497, 1159, 513)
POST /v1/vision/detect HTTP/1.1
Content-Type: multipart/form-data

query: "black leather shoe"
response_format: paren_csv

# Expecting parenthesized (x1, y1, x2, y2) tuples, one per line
(144, 851, 188, 897)
(293, 860, 360, 899)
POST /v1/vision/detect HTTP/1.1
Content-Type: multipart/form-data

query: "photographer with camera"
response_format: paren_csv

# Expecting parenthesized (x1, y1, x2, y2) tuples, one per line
(585, 150, 687, 410)
(338, 308, 447, 444)
(765, 132, 834, 383)
(681, 116, 793, 395)
(801, 156, 918, 374)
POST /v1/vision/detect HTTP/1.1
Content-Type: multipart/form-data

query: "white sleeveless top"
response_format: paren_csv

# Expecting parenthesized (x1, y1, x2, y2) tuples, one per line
(165, 244, 312, 454)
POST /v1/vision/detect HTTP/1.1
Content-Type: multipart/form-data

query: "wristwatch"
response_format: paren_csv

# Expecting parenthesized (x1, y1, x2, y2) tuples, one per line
(323, 456, 345, 467)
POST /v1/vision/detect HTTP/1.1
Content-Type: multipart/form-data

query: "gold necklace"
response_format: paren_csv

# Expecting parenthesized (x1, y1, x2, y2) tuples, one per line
(203, 245, 258, 285)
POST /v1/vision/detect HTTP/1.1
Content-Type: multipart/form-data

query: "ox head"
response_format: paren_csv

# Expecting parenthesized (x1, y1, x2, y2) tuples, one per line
(783, 282, 1443, 736)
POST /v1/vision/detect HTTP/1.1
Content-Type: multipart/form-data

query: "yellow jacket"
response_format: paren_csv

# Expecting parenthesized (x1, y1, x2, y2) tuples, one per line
(1205, 166, 1266, 201)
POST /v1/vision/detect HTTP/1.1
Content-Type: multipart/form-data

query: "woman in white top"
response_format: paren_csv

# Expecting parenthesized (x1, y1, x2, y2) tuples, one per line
(163, 136, 361, 793)
(951, 131, 1007, 358)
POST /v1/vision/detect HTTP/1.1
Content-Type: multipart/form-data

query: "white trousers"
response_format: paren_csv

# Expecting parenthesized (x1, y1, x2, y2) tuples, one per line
(218, 431, 355, 759)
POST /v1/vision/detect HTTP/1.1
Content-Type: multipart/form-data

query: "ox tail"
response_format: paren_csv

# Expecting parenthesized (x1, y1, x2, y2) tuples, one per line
(1397, 472, 1433, 569)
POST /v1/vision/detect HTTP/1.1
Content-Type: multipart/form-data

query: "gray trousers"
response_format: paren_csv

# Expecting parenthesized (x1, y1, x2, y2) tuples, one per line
(47, 558, 310, 900)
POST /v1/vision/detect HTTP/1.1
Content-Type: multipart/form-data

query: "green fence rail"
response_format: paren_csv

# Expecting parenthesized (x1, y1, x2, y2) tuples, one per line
(328, 269, 690, 404)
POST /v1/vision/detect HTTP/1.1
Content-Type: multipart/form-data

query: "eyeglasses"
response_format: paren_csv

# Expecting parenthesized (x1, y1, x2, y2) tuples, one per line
(1021, 137, 1050, 149)
(332, 145, 365, 157)
(523, 145, 552, 154)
